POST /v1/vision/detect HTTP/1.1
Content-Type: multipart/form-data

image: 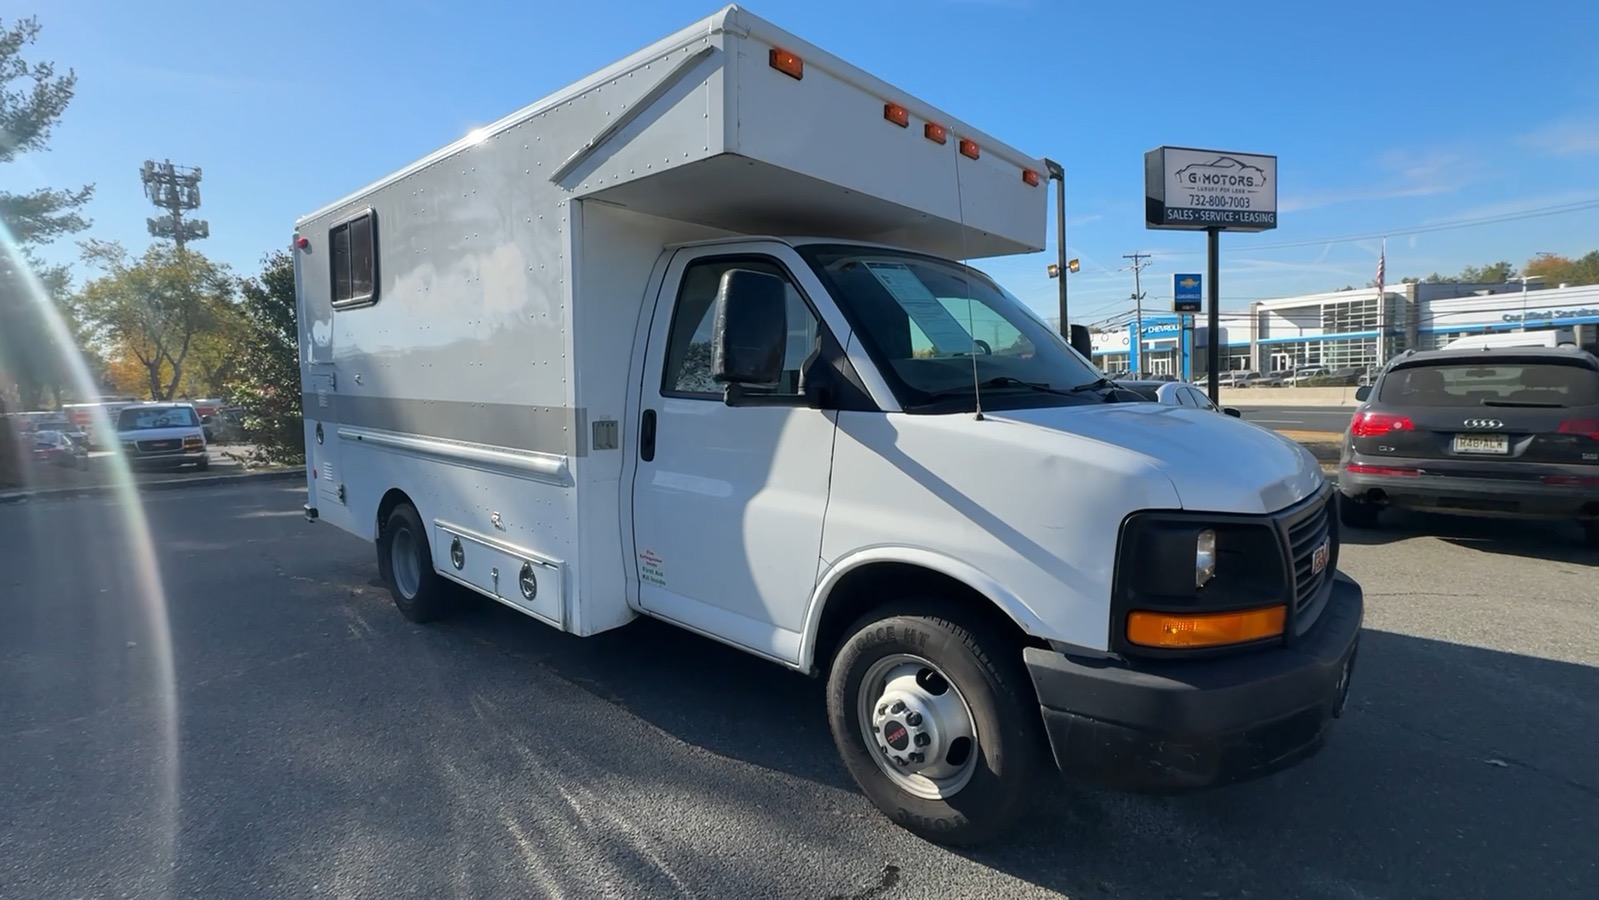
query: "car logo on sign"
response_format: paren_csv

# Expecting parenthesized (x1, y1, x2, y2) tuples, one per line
(1311, 537, 1331, 576)
(1462, 419, 1504, 429)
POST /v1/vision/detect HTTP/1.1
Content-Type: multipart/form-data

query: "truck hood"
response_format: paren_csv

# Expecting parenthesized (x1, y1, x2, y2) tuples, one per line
(994, 402, 1325, 515)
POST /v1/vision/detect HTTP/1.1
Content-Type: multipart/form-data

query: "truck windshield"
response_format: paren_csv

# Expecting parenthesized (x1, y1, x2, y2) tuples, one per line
(118, 407, 200, 430)
(797, 245, 1108, 411)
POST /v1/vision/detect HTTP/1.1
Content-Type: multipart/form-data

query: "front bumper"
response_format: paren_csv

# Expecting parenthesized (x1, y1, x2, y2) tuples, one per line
(128, 449, 208, 467)
(1340, 466, 1599, 521)
(1024, 573, 1363, 792)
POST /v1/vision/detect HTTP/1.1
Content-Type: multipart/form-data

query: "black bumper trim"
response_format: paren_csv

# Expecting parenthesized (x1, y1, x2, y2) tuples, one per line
(1025, 573, 1363, 791)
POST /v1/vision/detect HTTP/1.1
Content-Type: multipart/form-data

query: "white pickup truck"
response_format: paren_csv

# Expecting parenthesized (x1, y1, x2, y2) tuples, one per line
(294, 4, 1363, 845)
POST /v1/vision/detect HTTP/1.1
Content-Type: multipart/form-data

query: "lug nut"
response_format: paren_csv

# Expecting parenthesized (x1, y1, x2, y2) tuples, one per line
(909, 752, 925, 764)
(890, 701, 906, 714)
(877, 704, 888, 717)
(894, 756, 908, 767)
(914, 733, 930, 747)
(905, 712, 923, 726)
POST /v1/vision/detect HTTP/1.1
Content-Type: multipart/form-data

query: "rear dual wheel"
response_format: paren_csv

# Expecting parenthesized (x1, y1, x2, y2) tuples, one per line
(826, 600, 1044, 846)
(377, 503, 456, 623)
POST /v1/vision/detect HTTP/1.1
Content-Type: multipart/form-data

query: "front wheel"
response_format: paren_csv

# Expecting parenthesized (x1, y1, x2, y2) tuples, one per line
(826, 601, 1045, 846)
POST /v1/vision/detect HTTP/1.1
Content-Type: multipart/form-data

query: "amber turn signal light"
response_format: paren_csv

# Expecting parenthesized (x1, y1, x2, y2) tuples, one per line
(1126, 605, 1286, 649)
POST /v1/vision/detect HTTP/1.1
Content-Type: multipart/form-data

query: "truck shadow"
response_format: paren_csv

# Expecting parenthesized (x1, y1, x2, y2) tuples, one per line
(436, 596, 1599, 899)
(1339, 510, 1598, 564)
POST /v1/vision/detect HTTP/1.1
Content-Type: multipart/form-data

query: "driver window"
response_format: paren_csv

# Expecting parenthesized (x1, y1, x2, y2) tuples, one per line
(661, 257, 820, 399)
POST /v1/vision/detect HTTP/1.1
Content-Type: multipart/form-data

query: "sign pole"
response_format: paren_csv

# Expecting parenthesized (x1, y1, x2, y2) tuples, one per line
(1206, 227, 1221, 405)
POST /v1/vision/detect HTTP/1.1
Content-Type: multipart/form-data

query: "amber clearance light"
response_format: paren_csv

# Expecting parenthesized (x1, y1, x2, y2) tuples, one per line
(1127, 605, 1285, 649)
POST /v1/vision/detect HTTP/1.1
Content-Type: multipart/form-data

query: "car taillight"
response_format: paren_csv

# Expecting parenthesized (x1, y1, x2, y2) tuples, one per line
(1350, 411, 1415, 437)
(1557, 418, 1599, 440)
(1541, 474, 1599, 487)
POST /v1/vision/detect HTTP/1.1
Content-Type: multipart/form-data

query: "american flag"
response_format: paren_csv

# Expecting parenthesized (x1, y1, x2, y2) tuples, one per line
(1375, 239, 1386, 298)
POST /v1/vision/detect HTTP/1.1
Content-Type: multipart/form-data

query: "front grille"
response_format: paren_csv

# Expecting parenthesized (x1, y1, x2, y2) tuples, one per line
(1284, 492, 1335, 616)
(136, 439, 182, 453)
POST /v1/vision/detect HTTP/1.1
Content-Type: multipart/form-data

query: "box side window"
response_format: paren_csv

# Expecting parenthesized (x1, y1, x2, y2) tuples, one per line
(330, 210, 378, 309)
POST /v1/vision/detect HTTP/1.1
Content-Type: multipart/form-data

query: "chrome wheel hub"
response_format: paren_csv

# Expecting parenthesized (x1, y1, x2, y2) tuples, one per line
(858, 655, 979, 799)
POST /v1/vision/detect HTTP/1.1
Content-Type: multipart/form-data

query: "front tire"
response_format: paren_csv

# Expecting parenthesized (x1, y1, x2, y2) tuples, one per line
(826, 600, 1045, 846)
(378, 503, 454, 623)
(1338, 492, 1379, 529)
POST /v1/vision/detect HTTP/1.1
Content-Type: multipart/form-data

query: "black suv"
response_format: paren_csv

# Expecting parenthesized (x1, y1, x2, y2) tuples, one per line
(1338, 345, 1599, 547)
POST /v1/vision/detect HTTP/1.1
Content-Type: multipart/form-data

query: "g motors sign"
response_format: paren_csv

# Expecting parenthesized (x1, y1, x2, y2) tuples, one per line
(1145, 146, 1277, 232)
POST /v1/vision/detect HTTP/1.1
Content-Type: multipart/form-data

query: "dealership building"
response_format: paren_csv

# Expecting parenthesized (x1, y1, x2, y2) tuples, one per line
(1088, 280, 1599, 378)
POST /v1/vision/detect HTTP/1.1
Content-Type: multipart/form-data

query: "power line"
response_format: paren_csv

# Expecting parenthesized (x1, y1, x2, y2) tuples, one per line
(1218, 199, 1599, 254)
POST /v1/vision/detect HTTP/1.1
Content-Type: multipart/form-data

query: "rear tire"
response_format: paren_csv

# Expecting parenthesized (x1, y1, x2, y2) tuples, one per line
(378, 503, 454, 623)
(825, 600, 1045, 847)
(1582, 522, 1599, 549)
(1338, 492, 1379, 529)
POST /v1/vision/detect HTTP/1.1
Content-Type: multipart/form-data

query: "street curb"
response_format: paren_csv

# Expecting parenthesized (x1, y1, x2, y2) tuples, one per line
(0, 468, 301, 505)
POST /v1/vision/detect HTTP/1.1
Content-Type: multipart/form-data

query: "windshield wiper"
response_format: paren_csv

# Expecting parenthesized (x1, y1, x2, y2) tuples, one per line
(1069, 377, 1115, 394)
(981, 376, 1076, 396)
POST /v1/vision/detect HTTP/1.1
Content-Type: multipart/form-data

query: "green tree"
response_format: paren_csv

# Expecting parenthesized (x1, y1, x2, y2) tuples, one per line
(0, 15, 95, 411)
(225, 249, 303, 465)
(1417, 261, 1518, 284)
(76, 241, 234, 401)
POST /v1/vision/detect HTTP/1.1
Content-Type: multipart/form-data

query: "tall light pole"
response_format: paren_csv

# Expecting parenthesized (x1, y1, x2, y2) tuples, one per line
(1045, 159, 1068, 337)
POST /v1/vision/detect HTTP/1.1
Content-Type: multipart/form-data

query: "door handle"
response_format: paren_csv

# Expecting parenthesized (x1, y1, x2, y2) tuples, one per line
(640, 409, 657, 462)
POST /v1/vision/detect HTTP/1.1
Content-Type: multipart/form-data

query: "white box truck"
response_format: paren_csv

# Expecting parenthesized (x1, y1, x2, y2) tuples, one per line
(294, 4, 1363, 845)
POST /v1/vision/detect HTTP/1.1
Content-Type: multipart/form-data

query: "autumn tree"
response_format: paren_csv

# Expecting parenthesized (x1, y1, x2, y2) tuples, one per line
(0, 15, 95, 412)
(225, 249, 303, 465)
(1523, 251, 1599, 287)
(75, 241, 234, 401)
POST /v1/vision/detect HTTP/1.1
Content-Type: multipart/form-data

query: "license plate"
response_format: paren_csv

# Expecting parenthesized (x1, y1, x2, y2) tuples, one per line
(1452, 433, 1509, 454)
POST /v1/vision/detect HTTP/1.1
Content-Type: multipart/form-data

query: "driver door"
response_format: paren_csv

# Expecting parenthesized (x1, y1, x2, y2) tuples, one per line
(630, 245, 839, 664)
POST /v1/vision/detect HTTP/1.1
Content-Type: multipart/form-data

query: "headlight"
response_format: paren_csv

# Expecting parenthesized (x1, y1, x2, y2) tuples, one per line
(1195, 528, 1216, 588)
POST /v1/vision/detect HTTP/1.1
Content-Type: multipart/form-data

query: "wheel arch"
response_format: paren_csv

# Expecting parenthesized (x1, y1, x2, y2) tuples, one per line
(375, 487, 416, 542)
(799, 548, 1052, 676)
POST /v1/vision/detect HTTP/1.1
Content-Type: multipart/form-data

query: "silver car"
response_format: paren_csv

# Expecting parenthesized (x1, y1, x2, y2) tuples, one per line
(1113, 379, 1242, 417)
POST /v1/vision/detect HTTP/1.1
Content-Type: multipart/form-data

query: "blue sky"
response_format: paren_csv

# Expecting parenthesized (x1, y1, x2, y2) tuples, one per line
(18, 0, 1599, 325)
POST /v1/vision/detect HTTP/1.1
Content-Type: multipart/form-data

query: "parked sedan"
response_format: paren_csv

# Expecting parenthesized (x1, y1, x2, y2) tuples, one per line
(30, 430, 89, 470)
(1113, 379, 1243, 417)
(1337, 345, 1599, 546)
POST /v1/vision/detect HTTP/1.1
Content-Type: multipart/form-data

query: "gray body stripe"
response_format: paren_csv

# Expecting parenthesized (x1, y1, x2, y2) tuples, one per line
(303, 393, 584, 457)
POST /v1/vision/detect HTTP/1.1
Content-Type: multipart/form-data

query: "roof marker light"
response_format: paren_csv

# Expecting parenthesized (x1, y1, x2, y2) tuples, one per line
(959, 138, 980, 160)
(1022, 168, 1041, 187)
(883, 102, 910, 128)
(924, 122, 947, 145)
(769, 48, 803, 80)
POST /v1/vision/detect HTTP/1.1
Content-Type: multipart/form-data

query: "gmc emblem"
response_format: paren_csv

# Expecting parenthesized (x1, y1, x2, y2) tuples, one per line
(1311, 537, 1331, 576)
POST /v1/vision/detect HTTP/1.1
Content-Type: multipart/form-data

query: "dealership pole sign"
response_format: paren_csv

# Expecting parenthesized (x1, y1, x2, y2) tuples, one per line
(1145, 145, 1277, 404)
(1173, 274, 1202, 313)
(1144, 147, 1278, 232)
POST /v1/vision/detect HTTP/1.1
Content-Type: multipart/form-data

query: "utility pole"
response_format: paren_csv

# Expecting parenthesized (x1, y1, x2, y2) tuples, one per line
(141, 159, 211, 249)
(1123, 252, 1151, 376)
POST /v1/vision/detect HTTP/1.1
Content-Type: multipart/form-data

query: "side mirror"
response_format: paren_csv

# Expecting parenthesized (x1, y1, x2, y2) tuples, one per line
(1223, 407, 1242, 418)
(1354, 385, 1372, 402)
(1068, 324, 1093, 360)
(712, 269, 787, 393)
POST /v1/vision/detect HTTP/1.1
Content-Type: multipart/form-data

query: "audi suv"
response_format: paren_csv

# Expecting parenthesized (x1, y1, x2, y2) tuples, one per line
(1338, 345, 1599, 547)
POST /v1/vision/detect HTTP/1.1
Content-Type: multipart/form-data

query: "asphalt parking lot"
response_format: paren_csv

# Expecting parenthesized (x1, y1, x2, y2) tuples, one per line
(2, 482, 1595, 899)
